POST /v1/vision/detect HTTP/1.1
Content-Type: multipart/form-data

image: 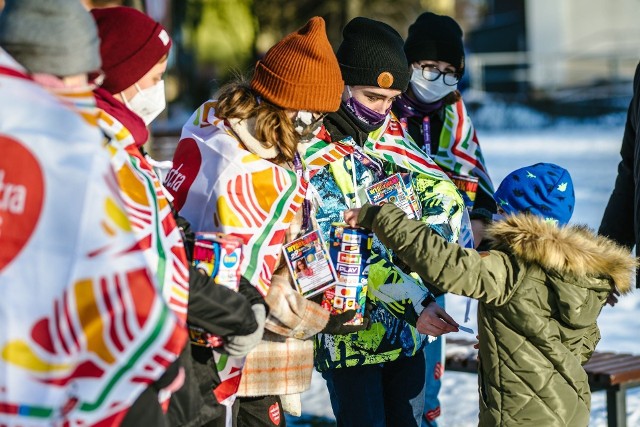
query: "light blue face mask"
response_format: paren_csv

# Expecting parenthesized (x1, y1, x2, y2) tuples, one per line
(409, 68, 456, 104)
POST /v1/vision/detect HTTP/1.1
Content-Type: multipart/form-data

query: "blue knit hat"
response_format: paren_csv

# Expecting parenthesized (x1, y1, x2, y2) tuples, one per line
(494, 163, 575, 225)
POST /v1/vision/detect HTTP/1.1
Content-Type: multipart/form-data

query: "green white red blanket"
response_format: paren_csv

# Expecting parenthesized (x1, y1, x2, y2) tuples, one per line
(433, 100, 494, 196)
(305, 115, 452, 183)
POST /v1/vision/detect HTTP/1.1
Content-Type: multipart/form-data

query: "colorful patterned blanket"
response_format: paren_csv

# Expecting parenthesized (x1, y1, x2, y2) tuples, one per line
(98, 110, 190, 322)
(166, 100, 306, 296)
(0, 50, 186, 426)
(434, 100, 494, 196)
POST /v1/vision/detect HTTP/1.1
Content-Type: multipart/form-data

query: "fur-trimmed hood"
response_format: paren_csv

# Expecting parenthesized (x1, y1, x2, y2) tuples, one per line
(487, 214, 636, 294)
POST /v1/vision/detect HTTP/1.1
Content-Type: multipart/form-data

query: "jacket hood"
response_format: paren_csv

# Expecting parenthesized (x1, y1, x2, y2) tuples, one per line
(487, 214, 636, 295)
(227, 117, 279, 160)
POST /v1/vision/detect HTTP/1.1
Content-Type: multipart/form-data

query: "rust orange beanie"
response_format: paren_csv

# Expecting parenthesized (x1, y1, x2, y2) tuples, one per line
(251, 17, 343, 113)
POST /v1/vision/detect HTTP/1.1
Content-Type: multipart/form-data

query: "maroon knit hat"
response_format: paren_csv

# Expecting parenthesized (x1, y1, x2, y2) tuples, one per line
(91, 6, 172, 94)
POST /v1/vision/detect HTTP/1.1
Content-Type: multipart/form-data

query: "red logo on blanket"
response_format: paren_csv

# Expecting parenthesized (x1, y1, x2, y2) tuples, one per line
(434, 361, 444, 380)
(269, 402, 281, 425)
(425, 405, 441, 421)
(0, 135, 44, 272)
(164, 137, 200, 211)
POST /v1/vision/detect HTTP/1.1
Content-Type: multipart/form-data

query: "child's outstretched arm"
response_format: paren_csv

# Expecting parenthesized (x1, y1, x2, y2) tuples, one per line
(346, 204, 520, 306)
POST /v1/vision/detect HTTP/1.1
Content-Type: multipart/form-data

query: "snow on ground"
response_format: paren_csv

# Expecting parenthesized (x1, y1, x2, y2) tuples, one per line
(294, 122, 640, 427)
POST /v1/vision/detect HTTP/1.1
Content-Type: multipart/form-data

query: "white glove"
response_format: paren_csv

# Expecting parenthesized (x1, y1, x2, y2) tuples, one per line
(223, 304, 266, 357)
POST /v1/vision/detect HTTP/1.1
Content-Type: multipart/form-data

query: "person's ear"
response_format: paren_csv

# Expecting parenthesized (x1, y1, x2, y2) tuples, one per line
(341, 86, 350, 101)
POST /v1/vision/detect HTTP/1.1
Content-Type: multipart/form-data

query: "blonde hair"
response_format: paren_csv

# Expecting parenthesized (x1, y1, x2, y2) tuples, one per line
(215, 78, 298, 162)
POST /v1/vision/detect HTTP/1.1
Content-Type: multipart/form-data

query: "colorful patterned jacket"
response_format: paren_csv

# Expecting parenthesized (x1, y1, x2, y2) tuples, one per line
(301, 110, 465, 371)
(94, 92, 264, 425)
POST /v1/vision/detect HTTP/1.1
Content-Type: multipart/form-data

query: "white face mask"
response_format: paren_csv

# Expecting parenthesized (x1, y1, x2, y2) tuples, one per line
(122, 80, 166, 125)
(293, 110, 324, 139)
(409, 68, 457, 104)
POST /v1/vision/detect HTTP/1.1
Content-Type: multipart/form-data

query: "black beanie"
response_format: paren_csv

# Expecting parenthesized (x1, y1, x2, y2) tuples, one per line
(336, 17, 410, 91)
(404, 12, 465, 76)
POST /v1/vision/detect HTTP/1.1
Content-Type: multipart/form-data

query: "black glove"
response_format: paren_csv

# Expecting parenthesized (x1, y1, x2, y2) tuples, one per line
(187, 269, 257, 337)
(321, 310, 370, 335)
(238, 276, 268, 314)
(363, 301, 373, 329)
(174, 214, 195, 262)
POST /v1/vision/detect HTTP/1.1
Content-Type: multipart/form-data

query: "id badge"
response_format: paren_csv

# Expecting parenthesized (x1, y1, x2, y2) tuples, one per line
(282, 229, 338, 298)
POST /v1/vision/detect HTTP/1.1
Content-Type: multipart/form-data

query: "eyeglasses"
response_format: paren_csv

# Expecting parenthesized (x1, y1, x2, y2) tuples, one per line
(419, 65, 460, 86)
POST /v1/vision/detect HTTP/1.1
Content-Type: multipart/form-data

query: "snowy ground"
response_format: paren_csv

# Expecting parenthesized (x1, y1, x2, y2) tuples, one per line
(293, 123, 640, 426)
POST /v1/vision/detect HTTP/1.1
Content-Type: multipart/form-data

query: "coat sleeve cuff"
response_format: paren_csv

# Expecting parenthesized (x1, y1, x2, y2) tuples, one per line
(357, 203, 382, 229)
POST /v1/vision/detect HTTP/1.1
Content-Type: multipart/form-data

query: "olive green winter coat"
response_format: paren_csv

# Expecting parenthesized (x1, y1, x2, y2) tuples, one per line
(358, 203, 636, 427)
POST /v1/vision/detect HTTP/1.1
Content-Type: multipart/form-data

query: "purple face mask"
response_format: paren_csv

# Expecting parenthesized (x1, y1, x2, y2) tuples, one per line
(344, 86, 389, 128)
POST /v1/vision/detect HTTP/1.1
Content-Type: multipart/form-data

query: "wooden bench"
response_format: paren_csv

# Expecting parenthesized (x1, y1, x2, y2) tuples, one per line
(445, 338, 640, 427)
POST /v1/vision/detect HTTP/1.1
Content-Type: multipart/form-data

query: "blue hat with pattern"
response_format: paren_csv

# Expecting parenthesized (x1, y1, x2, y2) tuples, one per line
(494, 163, 574, 225)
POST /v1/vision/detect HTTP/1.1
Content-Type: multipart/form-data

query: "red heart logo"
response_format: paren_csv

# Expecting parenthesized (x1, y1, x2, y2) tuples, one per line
(0, 135, 44, 272)
(268, 402, 281, 425)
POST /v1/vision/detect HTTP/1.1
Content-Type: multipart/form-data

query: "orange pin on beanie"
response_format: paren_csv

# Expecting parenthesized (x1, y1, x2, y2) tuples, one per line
(91, 6, 172, 94)
(250, 17, 344, 113)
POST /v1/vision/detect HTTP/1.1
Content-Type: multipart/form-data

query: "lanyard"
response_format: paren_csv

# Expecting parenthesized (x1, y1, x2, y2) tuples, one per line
(399, 115, 432, 156)
(293, 152, 311, 231)
(421, 116, 432, 155)
(351, 143, 386, 181)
